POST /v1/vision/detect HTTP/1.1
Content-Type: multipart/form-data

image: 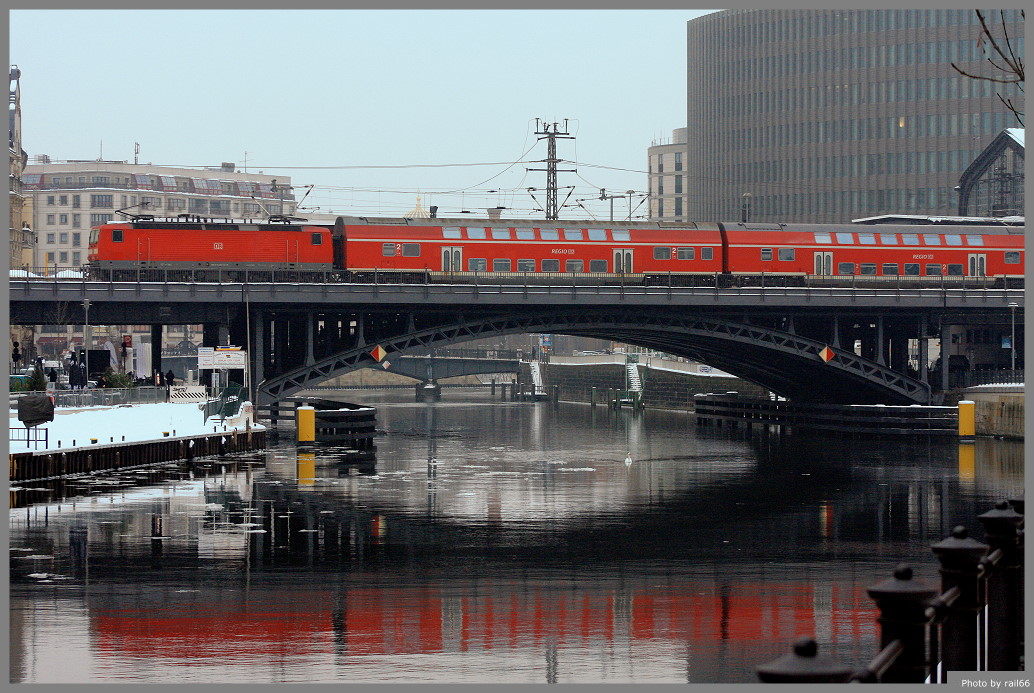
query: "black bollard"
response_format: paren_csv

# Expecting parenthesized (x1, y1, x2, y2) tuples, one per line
(757, 637, 853, 683)
(866, 564, 937, 683)
(977, 501, 1024, 671)
(930, 525, 989, 680)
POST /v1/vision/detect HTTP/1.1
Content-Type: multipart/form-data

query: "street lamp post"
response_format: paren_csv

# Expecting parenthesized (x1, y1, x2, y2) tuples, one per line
(741, 192, 752, 223)
(1008, 302, 1018, 372)
(82, 298, 91, 368)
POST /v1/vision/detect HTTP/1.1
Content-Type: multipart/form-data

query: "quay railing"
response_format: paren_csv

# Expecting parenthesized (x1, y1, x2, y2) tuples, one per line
(9, 425, 48, 450)
(757, 499, 1024, 683)
(9, 386, 171, 410)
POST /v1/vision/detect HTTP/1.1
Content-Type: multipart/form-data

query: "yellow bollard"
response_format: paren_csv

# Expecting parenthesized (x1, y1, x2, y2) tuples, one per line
(957, 400, 975, 442)
(296, 405, 316, 443)
(297, 451, 316, 486)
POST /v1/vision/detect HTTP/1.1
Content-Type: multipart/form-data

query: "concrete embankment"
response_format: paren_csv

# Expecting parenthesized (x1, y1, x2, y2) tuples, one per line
(963, 384, 1024, 439)
(539, 356, 769, 409)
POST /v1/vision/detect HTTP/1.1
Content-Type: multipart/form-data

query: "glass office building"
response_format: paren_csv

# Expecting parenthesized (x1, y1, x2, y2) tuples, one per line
(676, 9, 1024, 223)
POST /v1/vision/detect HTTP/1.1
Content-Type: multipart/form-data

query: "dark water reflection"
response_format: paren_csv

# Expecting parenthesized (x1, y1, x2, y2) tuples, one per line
(9, 389, 1023, 683)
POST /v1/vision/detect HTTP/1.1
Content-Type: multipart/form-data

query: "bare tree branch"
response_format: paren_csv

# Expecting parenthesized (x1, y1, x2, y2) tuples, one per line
(951, 10, 1024, 126)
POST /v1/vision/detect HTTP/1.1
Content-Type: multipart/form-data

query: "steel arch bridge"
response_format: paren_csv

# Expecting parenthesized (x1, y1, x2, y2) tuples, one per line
(256, 308, 929, 406)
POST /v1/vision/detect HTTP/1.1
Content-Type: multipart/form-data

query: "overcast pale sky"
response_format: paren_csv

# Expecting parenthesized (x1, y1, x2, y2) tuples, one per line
(10, 9, 717, 220)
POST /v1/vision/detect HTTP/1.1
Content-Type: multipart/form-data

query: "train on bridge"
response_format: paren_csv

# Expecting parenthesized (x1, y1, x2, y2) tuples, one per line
(87, 215, 1024, 287)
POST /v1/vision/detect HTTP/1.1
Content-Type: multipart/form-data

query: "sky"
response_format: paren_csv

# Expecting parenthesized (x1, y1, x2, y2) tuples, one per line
(10, 9, 717, 221)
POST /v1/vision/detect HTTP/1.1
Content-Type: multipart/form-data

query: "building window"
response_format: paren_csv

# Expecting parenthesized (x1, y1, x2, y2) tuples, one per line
(72, 195, 80, 208)
(47, 196, 55, 205)
(90, 214, 113, 226)
(59, 251, 68, 263)
(675, 197, 683, 217)
(674, 176, 683, 194)
(46, 215, 55, 225)
(59, 232, 68, 244)
(72, 214, 81, 228)
(46, 233, 55, 244)
(92, 176, 109, 184)
(60, 195, 67, 205)
(656, 155, 664, 173)
(59, 214, 68, 225)
(72, 252, 81, 265)
(90, 194, 113, 208)
(72, 233, 81, 247)
(674, 152, 683, 171)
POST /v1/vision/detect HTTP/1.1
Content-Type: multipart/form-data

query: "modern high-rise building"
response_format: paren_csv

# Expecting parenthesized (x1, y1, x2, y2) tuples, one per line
(21, 160, 296, 270)
(650, 9, 1024, 223)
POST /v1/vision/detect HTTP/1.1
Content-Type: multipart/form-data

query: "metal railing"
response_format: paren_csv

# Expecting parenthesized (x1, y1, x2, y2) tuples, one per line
(9, 386, 170, 409)
(757, 499, 1024, 683)
(9, 426, 48, 450)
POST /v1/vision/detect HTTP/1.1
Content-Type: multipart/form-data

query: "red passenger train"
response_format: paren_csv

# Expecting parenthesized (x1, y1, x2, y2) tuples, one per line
(87, 215, 1024, 286)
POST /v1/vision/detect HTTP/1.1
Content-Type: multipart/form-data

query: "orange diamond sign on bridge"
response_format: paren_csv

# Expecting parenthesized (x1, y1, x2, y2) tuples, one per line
(370, 345, 388, 362)
(819, 346, 835, 362)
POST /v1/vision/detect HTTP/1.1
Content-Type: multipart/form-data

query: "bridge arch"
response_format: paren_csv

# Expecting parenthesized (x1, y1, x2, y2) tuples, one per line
(256, 309, 929, 406)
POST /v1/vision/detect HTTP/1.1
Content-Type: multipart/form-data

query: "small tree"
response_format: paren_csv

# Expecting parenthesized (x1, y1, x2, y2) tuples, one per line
(24, 363, 48, 392)
(103, 366, 133, 389)
(951, 10, 1025, 126)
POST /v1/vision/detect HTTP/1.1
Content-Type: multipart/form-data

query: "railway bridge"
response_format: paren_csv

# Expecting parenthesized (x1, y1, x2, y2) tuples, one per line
(9, 277, 1023, 406)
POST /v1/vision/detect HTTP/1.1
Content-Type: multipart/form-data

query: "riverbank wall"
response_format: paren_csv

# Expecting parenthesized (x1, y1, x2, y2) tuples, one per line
(541, 357, 769, 409)
(963, 384, 1025, 439)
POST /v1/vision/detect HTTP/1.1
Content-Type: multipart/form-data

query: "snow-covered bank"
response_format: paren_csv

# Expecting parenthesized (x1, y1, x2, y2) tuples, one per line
(8, 401, 264, 454)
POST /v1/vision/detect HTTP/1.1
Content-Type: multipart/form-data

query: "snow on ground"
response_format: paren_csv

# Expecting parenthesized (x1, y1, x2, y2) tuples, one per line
(8, 401, 263, 454)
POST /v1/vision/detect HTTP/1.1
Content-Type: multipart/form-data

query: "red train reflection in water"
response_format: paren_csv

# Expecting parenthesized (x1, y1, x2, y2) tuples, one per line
(92, 580, 877, 658)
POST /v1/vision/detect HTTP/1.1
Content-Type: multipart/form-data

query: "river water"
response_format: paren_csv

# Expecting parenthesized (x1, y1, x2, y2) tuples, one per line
(8, 388, 1024, 683)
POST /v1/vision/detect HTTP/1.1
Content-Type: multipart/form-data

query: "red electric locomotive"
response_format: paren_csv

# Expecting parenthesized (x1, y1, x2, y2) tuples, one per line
(88, 219, 334, 281)
(87, 215, 1024, 286)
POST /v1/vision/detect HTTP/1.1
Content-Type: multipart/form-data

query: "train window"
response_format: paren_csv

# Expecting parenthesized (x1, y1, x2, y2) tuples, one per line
(858, 233, 876, 244)
(468, 258, 487, 272)
(814, 232, 833, 243)
(835, 232, 854, 244)
(760, 248, 773, 261)
(89, 229, 99, 244)
(701, 247, 714, 260)
(904, 263, 920, 275)
(515, 229, 535, 240)
(589, 259, 608, 273)
(311, 233, 323, 245)
(540, 229, 560, 241)
(612, 229, 631, 242)
(902, 234, 920, 245)
(493, 259, 512, 271)
(542, 259, 560, 272)
(1005, 252, 1021, 264)
(112, 229, 124, 242)
(882, 263, 899, 275)
(491, 228, 511, 240)
(382, 243, 396, 257)
(922, 234, 941, 245)
(947, 263, 964, 275)
(965, 235, 984, 246)
(565, 259, 584, 273)
(860, 263, 877, 275)
(443, 227, 462, 239)
(879, 234, 898, 244)
(517, 259, 535, 272)
(654, 247, 671, 260)
(676, 247, 695, 260)
(466, 228, 487, 239)
(778, 248, 796, 261)
(563, 229, 584, 241)
(837, 262, 855, 275)
(402, 243, 420, 257)
(925, 264, 942, 276)
(587, 228, 608, 241)
(944, 235, 963, 246)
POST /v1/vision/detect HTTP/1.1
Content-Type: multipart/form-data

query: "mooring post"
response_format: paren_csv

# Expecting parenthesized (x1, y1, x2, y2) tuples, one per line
(296, 405, 315, 444)
(866, 565, 937, 683)
(930, 526, 989, 679)
(590, 386, 597, 408)
(977, 501, 1024, 671)
(756, 637, 853, 683)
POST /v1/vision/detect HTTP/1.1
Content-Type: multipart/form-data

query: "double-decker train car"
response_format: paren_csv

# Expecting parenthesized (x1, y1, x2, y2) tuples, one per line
(87, 215, 1024, 286)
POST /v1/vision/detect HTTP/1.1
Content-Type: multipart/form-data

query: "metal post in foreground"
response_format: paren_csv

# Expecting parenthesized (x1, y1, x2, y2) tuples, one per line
(866, 565, 937, 683)
(978, 501, 1024, 671)
(930, 526, 989, 680)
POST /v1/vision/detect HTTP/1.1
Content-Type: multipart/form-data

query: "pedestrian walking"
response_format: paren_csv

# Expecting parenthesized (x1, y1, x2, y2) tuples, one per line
(166, 370, 176, 387)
